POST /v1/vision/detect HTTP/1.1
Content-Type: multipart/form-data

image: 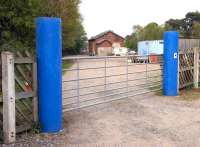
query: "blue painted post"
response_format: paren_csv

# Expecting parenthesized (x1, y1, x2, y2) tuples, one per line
(163, 31, 179, 96)
(36, 17, 62, 133)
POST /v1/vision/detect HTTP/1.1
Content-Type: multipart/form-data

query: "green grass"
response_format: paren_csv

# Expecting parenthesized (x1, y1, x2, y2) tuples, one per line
(62, 60, 73, 74)
(148, 84, 163, 96)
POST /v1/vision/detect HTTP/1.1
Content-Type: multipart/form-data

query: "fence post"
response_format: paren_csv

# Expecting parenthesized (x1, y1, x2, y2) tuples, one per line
(1, 52, 16, 143)
(163, 31, 179, 96)
(194, 47, 199, 88)
(177, 51, 180, 93)
(36, 17, 62, 133)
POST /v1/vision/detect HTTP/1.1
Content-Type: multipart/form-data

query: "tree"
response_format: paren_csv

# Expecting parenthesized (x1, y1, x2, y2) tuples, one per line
(192, 23, 200, 38)
(73, 22, 87, 53)
(0, 0, 41, 53)
(40, 0, 87, 54)
(0, 0, 87, 54)
(186, 11, 200, 22)
(125, 34, 138, 51)
(125, 25, 143, 50)
(125, 23, 164, 51)
(165, 11, 200, 37)
(142, 23, 164, 40)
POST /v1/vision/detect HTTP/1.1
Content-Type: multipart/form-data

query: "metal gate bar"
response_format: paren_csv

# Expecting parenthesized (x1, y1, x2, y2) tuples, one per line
(63, 83, 162, 107)
(63, 88, 161, 112)
(62, 54, 163, 112)
(63, 80, 162, 102)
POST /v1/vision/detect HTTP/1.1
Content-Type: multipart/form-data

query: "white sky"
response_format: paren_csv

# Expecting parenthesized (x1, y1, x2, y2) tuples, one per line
(80, 0, 200, 38)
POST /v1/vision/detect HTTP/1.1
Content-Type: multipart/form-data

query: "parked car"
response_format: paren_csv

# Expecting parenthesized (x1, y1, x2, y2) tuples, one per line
(128, 50, 136, 55)
(113, 47, 128, 56)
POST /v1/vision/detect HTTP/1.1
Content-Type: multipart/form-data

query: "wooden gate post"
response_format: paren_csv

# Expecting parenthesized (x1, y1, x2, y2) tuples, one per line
(2, 52, 16, 143)
(194, 47, 199, 88)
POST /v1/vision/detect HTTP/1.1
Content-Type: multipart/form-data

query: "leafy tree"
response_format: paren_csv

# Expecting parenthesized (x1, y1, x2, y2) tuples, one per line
(74, 23, 87, 53)
(38, 0, 87, 54)
(125, 23, 164, 51)
(0, 0, 41, 53)
(165, 11, 200, 37)
(125, 34, 138, 51)
(192, 23, 200, 38)
(186, 11, 200, 22)
(0, 0, 87, 54)
(142, 23, 164, 40)
(125, 25, 143, 50)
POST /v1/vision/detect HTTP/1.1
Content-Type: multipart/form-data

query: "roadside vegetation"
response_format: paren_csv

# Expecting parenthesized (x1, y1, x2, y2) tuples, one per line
(126, 11, 200, 51)
(0, 0, 87, 54)
(62, 60, 74, 74)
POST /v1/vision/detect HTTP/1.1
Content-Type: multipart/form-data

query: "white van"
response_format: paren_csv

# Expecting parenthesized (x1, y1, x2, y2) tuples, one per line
(113, 47, 128, 56)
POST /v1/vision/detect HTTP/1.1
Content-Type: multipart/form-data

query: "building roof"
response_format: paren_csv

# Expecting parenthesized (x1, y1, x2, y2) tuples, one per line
(89, 30, 124, 41)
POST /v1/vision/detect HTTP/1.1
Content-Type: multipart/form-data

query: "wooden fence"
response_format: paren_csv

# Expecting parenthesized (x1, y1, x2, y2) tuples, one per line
(179, 38, 200, 51)
(0, 51, 37, 143)
(179, 39, 200, 89)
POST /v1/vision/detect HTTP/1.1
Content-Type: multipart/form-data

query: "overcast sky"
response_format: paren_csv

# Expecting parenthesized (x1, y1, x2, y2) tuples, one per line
(80, 0, 199, 38)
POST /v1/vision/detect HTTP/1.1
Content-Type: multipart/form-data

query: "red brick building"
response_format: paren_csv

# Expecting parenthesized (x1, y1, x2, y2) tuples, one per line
(88, 31, 125, 56)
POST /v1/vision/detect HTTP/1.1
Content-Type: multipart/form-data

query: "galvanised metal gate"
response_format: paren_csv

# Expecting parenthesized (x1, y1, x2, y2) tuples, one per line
(62, 55, 163, 112)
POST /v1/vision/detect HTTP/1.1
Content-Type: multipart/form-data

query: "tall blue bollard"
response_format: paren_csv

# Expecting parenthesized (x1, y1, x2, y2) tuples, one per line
(36, 17, 62, 133)
(163, 31, 179, 96)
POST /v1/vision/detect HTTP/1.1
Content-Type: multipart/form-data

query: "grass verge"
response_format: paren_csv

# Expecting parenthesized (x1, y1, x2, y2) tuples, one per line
(62, 60, 73, 74)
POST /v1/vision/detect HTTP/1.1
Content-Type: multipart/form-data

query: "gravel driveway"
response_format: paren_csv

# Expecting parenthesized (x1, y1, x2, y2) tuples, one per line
(6, 93, 200, 147)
